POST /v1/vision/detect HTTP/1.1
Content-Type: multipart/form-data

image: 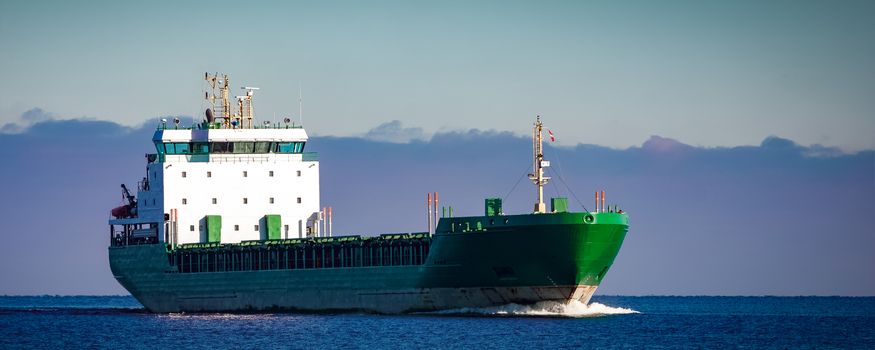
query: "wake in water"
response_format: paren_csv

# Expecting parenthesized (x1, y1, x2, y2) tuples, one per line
(425, 300, 639, 318)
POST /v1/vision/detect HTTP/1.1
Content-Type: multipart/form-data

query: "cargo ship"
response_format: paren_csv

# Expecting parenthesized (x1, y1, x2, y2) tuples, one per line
(107, 73, 629, 313)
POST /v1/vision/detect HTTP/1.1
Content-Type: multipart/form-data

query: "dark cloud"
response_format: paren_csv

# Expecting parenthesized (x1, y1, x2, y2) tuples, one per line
(2, 108, 56, 133)
(20, 107, 53, 122)
(1, 116, 872, 296)
(363, 120, 427, 143)
(641, 135, 695, 154)
(0, 123, 22, 133)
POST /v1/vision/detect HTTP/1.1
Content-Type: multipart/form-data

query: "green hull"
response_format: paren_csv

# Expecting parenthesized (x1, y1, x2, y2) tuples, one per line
(109, 212, 628, 313)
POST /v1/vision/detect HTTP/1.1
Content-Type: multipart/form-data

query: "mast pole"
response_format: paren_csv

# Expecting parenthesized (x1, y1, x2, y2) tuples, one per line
(530, 116, 548, 213)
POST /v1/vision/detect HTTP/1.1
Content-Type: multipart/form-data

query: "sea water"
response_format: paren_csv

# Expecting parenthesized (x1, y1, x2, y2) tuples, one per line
(1, 296, 872, 349)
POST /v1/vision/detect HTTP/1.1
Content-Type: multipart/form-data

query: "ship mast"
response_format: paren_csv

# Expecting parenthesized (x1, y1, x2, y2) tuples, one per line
(205, 72, 232, 127)
(528, 116, 550, 213)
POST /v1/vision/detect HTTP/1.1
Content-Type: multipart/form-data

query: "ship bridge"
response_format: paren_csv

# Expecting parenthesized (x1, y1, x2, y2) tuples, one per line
(152, 127, 315, 160)
(109, 73, 322, 248)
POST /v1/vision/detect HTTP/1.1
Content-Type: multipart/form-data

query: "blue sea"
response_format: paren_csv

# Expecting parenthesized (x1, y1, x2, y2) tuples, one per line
(1, 296, 872, 349)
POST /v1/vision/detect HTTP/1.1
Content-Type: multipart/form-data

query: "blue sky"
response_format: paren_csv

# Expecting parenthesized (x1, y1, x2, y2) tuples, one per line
(1, 0, 873, 150)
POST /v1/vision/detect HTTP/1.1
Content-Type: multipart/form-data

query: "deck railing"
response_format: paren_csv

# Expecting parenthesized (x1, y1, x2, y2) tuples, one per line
(167, 234, 431, 273)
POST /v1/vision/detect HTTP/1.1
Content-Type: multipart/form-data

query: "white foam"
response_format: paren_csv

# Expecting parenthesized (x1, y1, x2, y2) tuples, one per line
(427, 300, 639, 318)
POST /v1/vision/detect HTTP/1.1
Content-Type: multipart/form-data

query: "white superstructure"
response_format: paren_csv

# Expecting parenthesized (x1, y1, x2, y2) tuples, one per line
(109, 73, 323, 246)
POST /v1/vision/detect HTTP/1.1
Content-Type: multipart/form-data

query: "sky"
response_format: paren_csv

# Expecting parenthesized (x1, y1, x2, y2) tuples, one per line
(1, 0, 874, 150)
(0, 1, 873, 296)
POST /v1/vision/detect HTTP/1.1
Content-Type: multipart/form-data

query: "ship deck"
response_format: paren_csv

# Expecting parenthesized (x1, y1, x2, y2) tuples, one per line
(163, 233, 432, 273)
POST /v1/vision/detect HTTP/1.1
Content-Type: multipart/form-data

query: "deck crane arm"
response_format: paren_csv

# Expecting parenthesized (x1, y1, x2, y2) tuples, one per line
(121, 184, 136, 206)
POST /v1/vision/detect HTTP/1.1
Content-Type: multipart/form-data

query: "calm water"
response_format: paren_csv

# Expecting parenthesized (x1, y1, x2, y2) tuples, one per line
(0, 296, 872, 349)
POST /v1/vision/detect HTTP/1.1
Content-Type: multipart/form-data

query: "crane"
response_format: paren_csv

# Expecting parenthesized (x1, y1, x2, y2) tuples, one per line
(111, 184, 138, 219)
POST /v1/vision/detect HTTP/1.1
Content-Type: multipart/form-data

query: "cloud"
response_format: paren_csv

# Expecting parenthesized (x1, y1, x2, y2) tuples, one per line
(0, 116, 873, 296)
(363, 120, 428, 143)
(0, 122, 21, 133)
(1, 108, 55, 133)
(20, 107, 53, 122)
(641, 135, 695, 154)
(2, 107, 196, 137)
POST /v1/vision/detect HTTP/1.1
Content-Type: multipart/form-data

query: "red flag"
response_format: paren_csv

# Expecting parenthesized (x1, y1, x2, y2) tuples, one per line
(548, 129, 555, 142)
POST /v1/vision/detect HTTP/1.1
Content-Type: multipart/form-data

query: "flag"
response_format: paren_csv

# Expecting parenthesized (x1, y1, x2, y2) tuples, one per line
(548, 129, 555, 142)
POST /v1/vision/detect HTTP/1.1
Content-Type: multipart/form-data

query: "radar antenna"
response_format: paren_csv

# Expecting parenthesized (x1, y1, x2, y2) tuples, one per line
(235, 86, 259, 129)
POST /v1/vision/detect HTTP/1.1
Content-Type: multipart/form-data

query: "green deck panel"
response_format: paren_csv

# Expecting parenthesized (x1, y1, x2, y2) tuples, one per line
(484, 198, 502, 216)
(551, 197, 568, 213)
(265, 214, 282, 240)
(206, 215, 222, 243)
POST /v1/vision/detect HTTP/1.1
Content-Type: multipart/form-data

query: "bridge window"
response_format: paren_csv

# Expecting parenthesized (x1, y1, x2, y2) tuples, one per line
(156, 141, 305, 155)
(254, 142, 271, 153)
(211, 142, 232, 153)
(177, 143, 191, 154)
(274, 142, 306, 154)
(170, 143, 191, 154)
(192, 142, 209, 154)
(159, 143, 193, 154)
(275, 142, 294, 153)
(233, 142, 254, 154)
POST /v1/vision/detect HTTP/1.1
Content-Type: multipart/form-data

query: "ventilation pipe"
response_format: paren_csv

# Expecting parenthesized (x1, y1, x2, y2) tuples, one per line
(595, 191, 599, 213)
(433, 192, 438, 234)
